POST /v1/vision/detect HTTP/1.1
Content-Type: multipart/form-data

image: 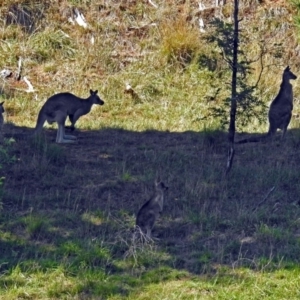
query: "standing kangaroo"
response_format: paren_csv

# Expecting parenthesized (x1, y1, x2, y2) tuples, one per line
(236, 66, 297, 144)
(34, 90, 104, 143)
(136, 180, 168, 238)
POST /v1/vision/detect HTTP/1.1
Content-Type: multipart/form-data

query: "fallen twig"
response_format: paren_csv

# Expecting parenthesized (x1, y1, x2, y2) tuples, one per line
(23, 76, 35, 93)
(74, 8, 87, 28)
(252, 186, 276, 212)
(148, 0, 158, 9)
(15, 57, 22, 80)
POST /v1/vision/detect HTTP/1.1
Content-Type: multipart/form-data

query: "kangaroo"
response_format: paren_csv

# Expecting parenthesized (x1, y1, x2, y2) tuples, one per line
(236, 66, 297, 144)
(33, 89, 104, 143)
(0, 101, 4, 128)
(136, 180, 168, 238)
(0, 101, 4, 141)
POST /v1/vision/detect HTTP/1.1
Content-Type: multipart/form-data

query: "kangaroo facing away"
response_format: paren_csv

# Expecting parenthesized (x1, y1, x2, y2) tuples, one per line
(236, 66, 297, 144)
(34, 90, 104, 143)
(136, 180, 168, 238)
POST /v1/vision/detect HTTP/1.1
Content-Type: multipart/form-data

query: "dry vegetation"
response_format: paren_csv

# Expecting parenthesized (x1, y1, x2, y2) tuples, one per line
(1, 0, 300, 299)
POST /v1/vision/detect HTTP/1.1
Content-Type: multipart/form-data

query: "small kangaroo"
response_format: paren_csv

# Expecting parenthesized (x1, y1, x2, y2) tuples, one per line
(33, 89, 104, 143)
(136, 180, 168, 238)
(236, 66, 297, 144)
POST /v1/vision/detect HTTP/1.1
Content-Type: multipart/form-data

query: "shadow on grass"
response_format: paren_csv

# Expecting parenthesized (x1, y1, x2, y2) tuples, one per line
(1, 123, 300, 297)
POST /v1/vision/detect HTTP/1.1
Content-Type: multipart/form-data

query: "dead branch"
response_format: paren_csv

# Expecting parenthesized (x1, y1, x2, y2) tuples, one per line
(252, 186, 276, 212)
(148, 0, 158, 9)
(23, 76, 35, 93)
(73, 8, 88, 28)
(15, 57, 22, 81)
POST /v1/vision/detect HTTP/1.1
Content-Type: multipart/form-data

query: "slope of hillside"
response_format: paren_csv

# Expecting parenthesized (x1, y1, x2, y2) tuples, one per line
(0, 0, 299, 131)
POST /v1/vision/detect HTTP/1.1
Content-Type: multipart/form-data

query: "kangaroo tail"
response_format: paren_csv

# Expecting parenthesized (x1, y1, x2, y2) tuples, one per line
(34, 109, 46, 134)
(235, 134, 269, 144)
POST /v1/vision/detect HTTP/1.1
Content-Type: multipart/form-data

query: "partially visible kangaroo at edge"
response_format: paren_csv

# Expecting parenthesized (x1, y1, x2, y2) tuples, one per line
(0, 101, 5, 127)
(236, 66, 297, 144)
(34, 89, 104, 143)
(136, 180, 168, 238)
(0, 102, 5, 141)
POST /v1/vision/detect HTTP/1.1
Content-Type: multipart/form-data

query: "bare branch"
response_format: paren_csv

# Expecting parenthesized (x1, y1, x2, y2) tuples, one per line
(73, 8, 88, 28)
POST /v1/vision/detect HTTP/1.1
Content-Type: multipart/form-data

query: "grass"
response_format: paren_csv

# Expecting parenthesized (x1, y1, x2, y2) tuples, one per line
(1, 0, 300, 299)
(1, 127, 300, 299)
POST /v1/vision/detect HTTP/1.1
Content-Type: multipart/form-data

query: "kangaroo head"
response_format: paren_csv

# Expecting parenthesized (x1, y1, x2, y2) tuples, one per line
(89, 89, 105, 105)
(0, 101, 5, 113)
(283, 66, 297, 81)
(155, 180, 168, 192)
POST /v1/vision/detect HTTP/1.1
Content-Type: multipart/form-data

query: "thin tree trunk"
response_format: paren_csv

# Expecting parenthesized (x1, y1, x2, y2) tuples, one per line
(226, 0, 239, 176)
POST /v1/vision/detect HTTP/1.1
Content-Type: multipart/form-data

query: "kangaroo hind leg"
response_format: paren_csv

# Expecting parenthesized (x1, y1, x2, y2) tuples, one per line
(281, 115, 292, 140)
(56, 124, 76, 143)
(70, 109, 85, 129)
(65, 114, 76, 131)
(55, 111, 77, 143)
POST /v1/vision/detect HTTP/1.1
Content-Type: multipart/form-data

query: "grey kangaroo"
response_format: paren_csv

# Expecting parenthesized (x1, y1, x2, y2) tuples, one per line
(34, 90, 104, 143)
(236, 66, 297, 144)
(136, 180, 168, 238)
(0, 102, 4, 140)
(0, 101, 4, 129)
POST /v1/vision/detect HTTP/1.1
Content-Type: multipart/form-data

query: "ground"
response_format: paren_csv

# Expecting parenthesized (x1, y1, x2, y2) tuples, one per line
(1, 123, 300, 298)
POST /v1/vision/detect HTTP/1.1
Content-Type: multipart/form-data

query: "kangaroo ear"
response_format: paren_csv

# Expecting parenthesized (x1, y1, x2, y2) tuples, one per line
(0, 101, 4, 105)
(160, 181, 168, 188)
(285, 66, 290, 71)
(90, 89, 98, 95)
(155, 176, 161, 185)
